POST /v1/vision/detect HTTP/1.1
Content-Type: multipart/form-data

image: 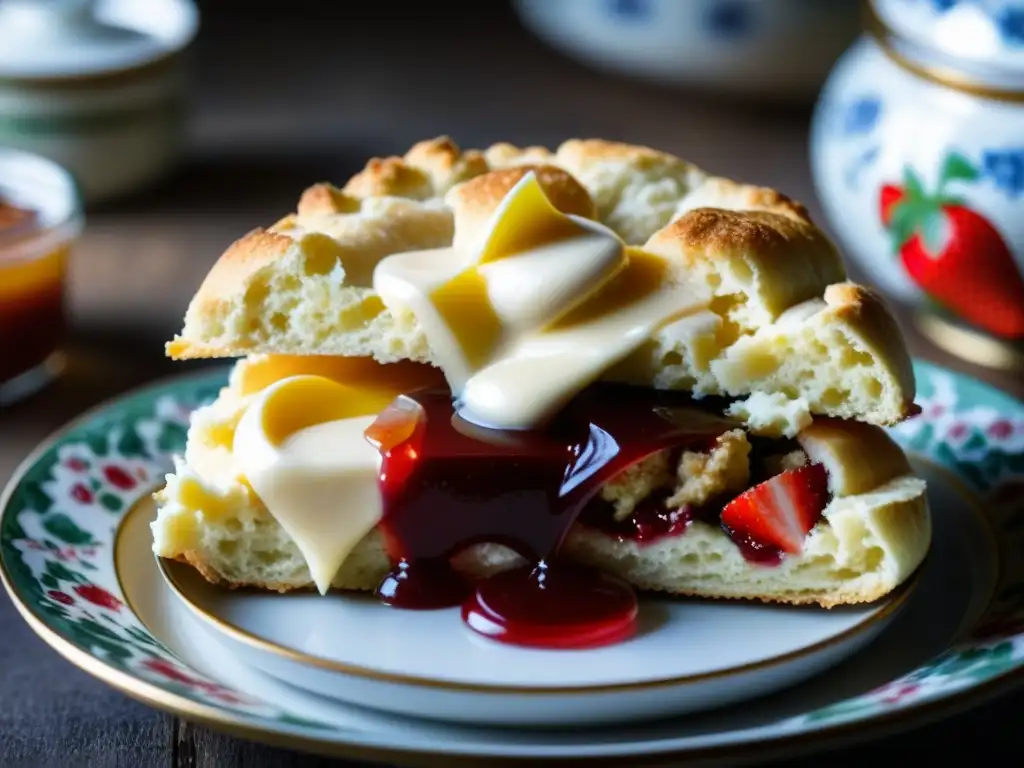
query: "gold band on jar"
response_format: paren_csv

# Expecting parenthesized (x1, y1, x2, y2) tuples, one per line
(916, 311, 1024, 372)
(863, 1, 1024, 103)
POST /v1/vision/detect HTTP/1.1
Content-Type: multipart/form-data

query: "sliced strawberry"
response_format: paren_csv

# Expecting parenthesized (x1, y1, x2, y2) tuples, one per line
(879, 184, 905, 226)
(721, 464, 829, 556)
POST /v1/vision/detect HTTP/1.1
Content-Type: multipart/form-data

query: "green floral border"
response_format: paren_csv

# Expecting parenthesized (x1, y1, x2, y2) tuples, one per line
(1, 360, 1022, 740)
(0, 370, 331, 729)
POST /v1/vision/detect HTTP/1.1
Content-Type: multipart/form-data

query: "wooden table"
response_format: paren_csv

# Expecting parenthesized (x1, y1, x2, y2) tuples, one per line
(2, 3, 1021, 765)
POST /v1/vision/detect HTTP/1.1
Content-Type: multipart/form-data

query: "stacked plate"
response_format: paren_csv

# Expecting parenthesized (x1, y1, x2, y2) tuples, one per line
(2, 359, 1023, 764)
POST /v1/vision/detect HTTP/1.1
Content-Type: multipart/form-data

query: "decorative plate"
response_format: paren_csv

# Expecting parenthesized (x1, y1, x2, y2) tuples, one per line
(2, 360, 1023, 765)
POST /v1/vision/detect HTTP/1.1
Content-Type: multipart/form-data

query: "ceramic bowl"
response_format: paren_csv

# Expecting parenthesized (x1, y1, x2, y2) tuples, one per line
(513, 0, 861, 101)
(0, 0, 199, 205)
(810, 0, 1024, 368)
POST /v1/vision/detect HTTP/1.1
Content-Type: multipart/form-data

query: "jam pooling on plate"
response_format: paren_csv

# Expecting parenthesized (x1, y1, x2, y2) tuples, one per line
(364, 384, 735, 648)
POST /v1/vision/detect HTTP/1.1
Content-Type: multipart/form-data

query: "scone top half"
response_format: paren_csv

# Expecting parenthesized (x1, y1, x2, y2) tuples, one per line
(166, 137, 916, 435)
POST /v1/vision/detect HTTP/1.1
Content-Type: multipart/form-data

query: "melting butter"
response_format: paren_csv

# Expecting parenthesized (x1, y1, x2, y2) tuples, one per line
(374, 172, 708, 429)
(233, 375, 384, 594)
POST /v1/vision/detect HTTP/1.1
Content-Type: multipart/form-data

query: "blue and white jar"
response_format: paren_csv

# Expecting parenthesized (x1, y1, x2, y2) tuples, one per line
(811, 0, 1024, 368)
(514, 0, 861, 101)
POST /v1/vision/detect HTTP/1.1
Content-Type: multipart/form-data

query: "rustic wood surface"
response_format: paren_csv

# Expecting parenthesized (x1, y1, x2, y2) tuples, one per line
(1, 3, 1021, 766)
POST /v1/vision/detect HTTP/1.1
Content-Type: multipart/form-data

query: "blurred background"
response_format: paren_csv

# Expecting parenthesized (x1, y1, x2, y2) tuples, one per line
(4, 0, 867, 419)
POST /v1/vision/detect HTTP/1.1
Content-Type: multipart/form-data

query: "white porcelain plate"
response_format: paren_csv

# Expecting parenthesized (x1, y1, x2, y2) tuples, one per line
(156, 532, 912, 726)
(3, 360, 1024, 764)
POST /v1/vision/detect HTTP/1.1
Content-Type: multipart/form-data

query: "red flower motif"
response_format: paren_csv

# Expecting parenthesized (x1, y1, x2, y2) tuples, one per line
(209, 690, 246, 705)
(70, 484, 93, 504)
(65, 458, 89, 472)
(140, 658, 239, 698)
(73, 584, 123, 612)
(47, 590, 74, 606)
(925, 403, 946, 419)
(142, 658, 202, 686)
(878, 681, 921, 704)
(947, 423, 969, 440)
(987, 420, 1014, 440)
(103, 466, 137, 491)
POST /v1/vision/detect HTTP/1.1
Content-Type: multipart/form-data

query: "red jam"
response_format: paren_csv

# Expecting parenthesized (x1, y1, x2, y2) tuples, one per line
(577, 488, 737, 546)
(723, 535, 784, 567)
(364, 384, 735, 648)
(463, 562, 638, 650)
(578, 491, 695, 544)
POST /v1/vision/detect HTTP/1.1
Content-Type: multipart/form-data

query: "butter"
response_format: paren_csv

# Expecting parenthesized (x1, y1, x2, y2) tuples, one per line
(234, 354, 443, 398)
(233, 375, 384, 594)
(374, 172, 708, 429)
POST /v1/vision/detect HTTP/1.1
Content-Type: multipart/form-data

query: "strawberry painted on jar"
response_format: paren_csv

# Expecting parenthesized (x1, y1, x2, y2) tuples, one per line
(810, 0, 1024, 370)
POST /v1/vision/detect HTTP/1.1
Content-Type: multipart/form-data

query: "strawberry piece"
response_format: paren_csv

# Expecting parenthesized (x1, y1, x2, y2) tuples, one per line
(879, 184, 905, 226)
(721, 464, 829, 557)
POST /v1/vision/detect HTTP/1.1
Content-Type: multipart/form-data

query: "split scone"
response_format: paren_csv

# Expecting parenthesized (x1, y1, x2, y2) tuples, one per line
(154, 137, 929, 621)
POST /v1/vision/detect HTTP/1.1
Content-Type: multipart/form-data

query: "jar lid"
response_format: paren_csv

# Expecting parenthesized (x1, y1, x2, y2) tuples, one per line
(871, 0, 1024, 85)
(0, 0, 198, 80)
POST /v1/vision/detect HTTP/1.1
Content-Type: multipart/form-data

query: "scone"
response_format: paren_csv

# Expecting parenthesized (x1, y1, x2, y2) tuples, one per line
(154, 137, 929, 644)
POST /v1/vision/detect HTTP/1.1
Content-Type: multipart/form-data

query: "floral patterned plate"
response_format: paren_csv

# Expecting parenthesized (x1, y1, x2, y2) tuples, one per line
(2, 360, 1023, 765)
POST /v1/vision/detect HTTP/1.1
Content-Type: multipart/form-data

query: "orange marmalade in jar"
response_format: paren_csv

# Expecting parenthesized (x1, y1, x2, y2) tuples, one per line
(0, 148, 82, 406)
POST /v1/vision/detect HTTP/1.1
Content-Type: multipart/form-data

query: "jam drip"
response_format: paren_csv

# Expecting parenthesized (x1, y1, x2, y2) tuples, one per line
(365, 384, 734, 648)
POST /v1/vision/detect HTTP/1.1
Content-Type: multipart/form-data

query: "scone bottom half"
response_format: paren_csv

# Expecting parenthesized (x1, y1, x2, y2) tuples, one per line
(154, 137, 929, 650)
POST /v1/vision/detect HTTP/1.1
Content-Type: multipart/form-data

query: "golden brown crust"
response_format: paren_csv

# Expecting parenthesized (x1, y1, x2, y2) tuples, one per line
(343, 156, 434, 200)
(662, 208, 818, 255)
(484, 141, 555, 168)
(555, 137, 681, 170)
(687, 176, 811, 221)
(643, 207, 846, 324)
(403, 136, 489, 193)
(822, 283, 918, 421)
(297, 183, 361, 216)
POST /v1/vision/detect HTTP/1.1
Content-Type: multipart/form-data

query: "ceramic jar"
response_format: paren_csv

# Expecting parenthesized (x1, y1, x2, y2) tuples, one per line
(811, 0, 1024, 369)
(0, 0, 199, 205)
(513, 0, 860, 101)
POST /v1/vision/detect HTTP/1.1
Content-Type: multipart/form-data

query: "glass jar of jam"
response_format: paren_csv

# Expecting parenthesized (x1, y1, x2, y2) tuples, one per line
(0, 148, 82, 405)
